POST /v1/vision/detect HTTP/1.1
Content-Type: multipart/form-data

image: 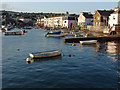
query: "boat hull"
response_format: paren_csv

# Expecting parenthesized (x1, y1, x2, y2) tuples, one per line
(29, 49, 62, 59)
(80, 40, 97, 45)
(46, 34, 66, 37)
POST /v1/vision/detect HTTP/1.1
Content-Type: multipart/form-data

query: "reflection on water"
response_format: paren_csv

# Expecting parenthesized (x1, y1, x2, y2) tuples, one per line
(92, 41, 120, 87)
(26, 56, 62, 64)
(2, 29, 120, 88)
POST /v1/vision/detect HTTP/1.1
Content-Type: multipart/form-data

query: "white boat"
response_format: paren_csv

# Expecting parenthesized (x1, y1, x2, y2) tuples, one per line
(29, 49, 62, 59)
(79, 40, 97, 45)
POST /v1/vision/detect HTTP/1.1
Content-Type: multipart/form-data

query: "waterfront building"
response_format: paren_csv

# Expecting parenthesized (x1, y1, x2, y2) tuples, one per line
(78, 12, 93, 27)
(62, 16, 76, 28)
(40, 18, 44, 26)
(108, 8, 120, 27)
(93, 10, 114, 26)
(43, 12, 77, 28)
(44, 16, 48, 27)
(44, 15, 64, 28)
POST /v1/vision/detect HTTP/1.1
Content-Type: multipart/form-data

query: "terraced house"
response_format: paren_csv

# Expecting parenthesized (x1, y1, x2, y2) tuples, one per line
(44, 14, 64, 28)
(93, 10, 114, 26)
(78, 12, 93, 27)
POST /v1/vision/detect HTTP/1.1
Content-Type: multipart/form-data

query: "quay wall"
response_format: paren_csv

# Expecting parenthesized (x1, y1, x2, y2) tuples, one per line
(87, 26, 109, 33)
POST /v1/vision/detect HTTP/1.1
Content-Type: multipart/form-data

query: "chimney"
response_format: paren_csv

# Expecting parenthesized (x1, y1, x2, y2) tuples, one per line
(88, 12, 91, 14)
(66, 11, 69, 15)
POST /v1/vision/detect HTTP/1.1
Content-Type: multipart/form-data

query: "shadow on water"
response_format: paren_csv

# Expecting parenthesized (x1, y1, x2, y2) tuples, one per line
(26, 56, 62, 64)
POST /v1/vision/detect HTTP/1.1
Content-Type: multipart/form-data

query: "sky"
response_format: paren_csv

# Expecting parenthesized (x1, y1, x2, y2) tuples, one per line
(0, 1, 119, 14)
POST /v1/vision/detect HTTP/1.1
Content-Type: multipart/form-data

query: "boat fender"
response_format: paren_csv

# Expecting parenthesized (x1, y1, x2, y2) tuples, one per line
(23, 32, 25, 35)
(69, 54, 71, 57)
(26, 58, 31, 64)
(26, 60, 31, 64)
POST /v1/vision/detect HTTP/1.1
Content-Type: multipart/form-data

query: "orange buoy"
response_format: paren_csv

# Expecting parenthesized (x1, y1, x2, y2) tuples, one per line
(72, 42, 76, 46)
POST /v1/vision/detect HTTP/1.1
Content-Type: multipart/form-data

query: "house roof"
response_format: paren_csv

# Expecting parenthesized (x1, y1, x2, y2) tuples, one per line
(82, 12, 93, 18)
(112, 9, 120, 14)
(97, 10, 114, 16)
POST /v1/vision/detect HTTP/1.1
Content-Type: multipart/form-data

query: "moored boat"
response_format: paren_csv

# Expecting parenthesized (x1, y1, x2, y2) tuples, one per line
(46, 33, 66, 37)
(45, 31, 66, 37)
(3, 30, 24, 35)
(29, 49, 62, 59)
(79, 40, 97, 45)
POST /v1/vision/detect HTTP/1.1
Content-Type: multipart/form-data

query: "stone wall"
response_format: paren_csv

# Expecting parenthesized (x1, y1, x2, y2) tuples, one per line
(87, 26, 109, 33)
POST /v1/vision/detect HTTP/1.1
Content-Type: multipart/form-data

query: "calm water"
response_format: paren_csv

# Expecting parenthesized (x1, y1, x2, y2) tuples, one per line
(2, 29, 120, 88)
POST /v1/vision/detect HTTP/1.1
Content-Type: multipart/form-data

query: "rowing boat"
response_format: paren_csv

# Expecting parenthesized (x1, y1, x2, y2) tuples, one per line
(29, 49, 62, 59)
(79, 40, 97, 45)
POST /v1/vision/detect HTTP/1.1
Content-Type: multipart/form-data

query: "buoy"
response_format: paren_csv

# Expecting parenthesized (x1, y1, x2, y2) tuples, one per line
(45, 34, 47, 37)
(23, 32, 25, 35)
(17, 49, 20, 51)
(69, 54, 71, 57)
(72, 42, 76, 46)
(85, 34, 88, 38)
(26, 58, 31, 64)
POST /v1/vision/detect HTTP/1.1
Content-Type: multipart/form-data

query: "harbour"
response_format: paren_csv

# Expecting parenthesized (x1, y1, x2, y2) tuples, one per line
(2, 28, 120, 88)
(1, 1, 120, 89)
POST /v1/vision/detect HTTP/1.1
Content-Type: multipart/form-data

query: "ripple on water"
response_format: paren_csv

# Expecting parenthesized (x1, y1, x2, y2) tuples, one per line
(2, 29, 119, 88)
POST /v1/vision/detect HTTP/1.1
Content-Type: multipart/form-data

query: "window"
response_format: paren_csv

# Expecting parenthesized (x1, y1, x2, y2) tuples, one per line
(94, 17, 96, 20)
(113, 16, 115, 20)
(97, 22, 99, 26)
(97, 16, 99, 20)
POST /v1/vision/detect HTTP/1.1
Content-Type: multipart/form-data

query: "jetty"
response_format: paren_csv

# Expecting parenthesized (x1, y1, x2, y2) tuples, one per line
(64, 36, 120, 43)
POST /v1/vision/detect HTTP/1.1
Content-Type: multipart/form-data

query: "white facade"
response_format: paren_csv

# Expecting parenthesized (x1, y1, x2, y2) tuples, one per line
(78, 12, 93, 26)
(44, 16, 64, 28)
(78, 13, 85, 26)
(108, 13, 118, 27)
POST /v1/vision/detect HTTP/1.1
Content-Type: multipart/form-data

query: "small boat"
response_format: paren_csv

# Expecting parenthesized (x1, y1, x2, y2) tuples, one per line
(46, 33, 66, 37)
(79, 40, 97, 45)
(48, 31, 61, 34)
(29, 49, 62, 59)
(3, 30, 24, 35)
(45, 31, 66, 37)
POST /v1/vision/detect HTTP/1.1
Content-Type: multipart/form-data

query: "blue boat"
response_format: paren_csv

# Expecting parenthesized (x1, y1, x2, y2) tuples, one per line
(48, 31, 61, 34)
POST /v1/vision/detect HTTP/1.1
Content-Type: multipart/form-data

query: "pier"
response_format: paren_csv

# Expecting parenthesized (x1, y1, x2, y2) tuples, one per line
(64, 36, 120, 43)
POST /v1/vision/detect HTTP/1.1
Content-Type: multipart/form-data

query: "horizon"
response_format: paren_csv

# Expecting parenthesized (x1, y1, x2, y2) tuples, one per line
(1, 2, 118, 14)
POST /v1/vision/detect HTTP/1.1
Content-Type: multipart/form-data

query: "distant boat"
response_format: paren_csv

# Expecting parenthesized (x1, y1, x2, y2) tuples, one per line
(45, 31, 66, 37)
(3, 30, 25, 35)
(22, 27, 32, 29)
(29, 49, 62, 59)
(48, 31, 61, 34)
(79, 40, 97, 45)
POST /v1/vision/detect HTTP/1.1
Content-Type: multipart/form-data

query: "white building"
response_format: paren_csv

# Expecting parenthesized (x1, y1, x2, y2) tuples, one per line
(78, 12, 93, 26)
(44, 15, 64, 28)
(108, 9, 120, 27)
(62, 16, 76, 28)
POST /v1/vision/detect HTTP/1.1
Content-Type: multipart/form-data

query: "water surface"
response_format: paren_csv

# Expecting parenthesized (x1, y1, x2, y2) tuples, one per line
(2, 29, 120, 88)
